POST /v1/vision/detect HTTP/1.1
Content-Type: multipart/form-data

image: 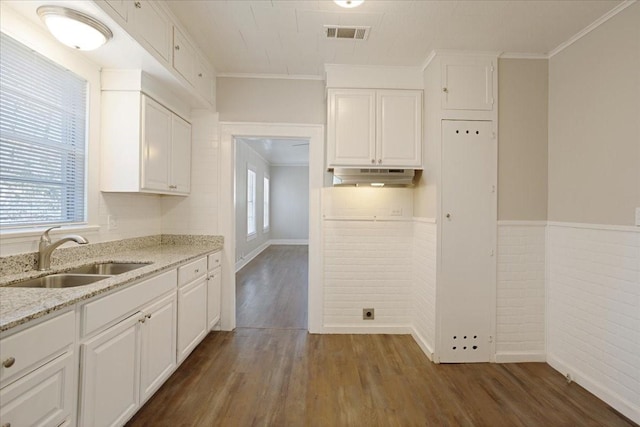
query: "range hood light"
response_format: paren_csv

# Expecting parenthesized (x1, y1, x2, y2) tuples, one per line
(334, 0, 365, 8)
(370, 183, 385, 187)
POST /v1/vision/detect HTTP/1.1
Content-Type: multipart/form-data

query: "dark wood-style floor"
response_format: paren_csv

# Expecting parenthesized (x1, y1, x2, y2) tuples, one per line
(127, 246, 636, 427)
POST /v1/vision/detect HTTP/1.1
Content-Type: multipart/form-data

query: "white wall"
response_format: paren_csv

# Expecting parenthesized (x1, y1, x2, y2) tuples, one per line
(545, 4, 640, 423)
(495, 223, 546, 362)
(411, 219, 437, 359)
(270, 166, 309, 242)
(235, 140, 270, 268)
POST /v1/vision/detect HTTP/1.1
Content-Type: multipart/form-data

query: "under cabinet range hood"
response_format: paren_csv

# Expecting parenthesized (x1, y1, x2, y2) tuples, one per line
(332, 168, 415, 187)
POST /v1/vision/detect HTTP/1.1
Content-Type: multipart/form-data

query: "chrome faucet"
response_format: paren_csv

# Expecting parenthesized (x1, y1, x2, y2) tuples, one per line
(38, 226, 89, 271)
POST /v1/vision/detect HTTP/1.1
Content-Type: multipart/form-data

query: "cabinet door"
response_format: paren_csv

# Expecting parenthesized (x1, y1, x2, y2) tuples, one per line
(376, 90, 422, 167)
(172, 27, 196, 84)
(79, 313, 141, 427)
(170, 115, 192, 194)
(131, 0, 171, 62)
(139, 293, 177, 404)
(177, 278, 208, 364)
(0, 352, 74, 427)
(441, 57, 494, 111)
(103, 0, 129, 21)
(327, 89, 376, 167)
(141, 96, 171, 192)
(195, 53, 214, 103)
(207, 267, 222, 331)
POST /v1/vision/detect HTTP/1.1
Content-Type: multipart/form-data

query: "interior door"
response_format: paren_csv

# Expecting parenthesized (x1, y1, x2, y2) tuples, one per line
(439, 120, 496, 363)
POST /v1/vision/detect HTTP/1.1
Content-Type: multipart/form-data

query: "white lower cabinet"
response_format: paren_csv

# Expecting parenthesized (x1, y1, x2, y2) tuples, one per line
(79, 312, 141, 427)
(0, 352, 75, 427)
(79, 291, 177, 427)
(207, 267, 221, 331)
(177, 276, 208, 363)
(139, 293, 177, 403)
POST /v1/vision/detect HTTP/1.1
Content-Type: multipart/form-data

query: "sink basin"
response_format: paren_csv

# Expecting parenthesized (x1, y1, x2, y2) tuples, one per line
(66, 262, 151, 275)
(7, 274, 111, 289)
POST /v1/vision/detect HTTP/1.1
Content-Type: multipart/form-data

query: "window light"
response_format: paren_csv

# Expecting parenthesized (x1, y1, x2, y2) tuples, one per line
(37, 6, 113, 51)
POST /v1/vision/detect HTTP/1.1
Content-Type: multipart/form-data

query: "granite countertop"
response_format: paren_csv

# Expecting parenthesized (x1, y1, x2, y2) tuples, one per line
(0, 235, 223, 333)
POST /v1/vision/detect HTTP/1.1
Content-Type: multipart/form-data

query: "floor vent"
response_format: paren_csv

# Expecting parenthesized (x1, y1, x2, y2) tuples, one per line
(324, 25, 370, 40)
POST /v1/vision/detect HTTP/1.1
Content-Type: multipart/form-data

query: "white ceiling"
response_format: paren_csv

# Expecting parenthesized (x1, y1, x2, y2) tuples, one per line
(165, 0, 622, 77)
(238, 137, 310, 165)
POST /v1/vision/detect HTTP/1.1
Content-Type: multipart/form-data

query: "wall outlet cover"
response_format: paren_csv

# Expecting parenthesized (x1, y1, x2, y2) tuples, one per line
(363, 308, 375, 320)
(635, 207, 640, 226)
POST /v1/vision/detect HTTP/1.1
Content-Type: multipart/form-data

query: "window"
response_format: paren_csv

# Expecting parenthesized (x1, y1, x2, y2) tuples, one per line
(246, 168, 256, 237)
(0, 33, 87, 228)
(263, 176, 269, 231)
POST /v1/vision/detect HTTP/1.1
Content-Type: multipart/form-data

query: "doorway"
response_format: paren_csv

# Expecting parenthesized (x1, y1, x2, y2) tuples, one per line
(218, 123, 325, 333)
(234, 137, 310, 329)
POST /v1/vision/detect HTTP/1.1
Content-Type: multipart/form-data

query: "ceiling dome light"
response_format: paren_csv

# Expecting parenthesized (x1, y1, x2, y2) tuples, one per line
(334, 0, 365, 8)
(37, 6, 113, 51)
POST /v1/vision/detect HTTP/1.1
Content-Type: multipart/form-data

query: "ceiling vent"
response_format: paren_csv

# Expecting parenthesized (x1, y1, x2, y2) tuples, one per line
(324, 25, 370, 40)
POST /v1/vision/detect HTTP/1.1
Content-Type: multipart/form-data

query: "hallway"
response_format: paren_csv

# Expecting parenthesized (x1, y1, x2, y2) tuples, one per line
(127, 246, 635, 426)
(236, 245, 308, 330)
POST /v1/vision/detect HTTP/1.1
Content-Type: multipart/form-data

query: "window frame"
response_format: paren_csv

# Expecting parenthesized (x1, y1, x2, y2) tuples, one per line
(246, 166, 257, 240)
(263, 175, 270, 232)
(0, 32, 89, 229)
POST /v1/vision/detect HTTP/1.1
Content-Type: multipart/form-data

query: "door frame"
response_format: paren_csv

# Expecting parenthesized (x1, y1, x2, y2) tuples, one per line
(219, 122, 325, 333)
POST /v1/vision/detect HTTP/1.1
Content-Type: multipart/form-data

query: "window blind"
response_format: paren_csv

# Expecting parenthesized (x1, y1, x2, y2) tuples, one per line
(0, 32, 87, 227)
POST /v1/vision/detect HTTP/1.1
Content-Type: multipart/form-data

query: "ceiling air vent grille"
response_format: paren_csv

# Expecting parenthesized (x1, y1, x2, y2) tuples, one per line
(324, 25, 370, 40)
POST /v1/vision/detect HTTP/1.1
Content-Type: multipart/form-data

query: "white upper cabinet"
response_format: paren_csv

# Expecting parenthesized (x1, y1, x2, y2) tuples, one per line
(195, 53, 215, 103)
(327, 88, 422, 168)
(130, 0, 172, 62)
(376, 90, 422, 167)
(101, 93, 192, 195)
(170, 114, 192, 194)
(441, 57, 494, 111)
(103, 0, 129, 21)
(172, 26, 196, 84)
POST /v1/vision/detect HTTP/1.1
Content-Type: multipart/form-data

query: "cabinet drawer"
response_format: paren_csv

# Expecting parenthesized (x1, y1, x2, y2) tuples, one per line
(81, 269, 177, 337)
(178, 257, 207, 287)
(0, 311, 74, 387)
(207, 251, 221, 271)
(0, 352, 74, 427)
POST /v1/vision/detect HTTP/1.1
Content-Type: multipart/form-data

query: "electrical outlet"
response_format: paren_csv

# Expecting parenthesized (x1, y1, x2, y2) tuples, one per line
(635, 207, 640, 226)
(107, 215, 118, 230)
(390, 208, 402, 216)
(363, 308, 375, 320)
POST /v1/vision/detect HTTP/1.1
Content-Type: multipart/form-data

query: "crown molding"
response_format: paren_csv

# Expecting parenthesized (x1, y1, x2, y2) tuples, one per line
(216, 73, 325, 81)
(548, 0, 637, 58)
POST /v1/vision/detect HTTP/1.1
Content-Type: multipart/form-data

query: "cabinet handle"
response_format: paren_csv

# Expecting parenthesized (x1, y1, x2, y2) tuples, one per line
(198, 73, 203, 77)
(168, 185, 177, 189)
(175, 45, 180, 51)
(195, 269, 200, 273)
(134, 1, 141, 8)
(2, 357, 15, 368)
(377, 159, 382, 164)
(446, 213, 451, 219)
(138, 317, 146, 323)
(146, 313, 152, 319)
(442, 87, 448, 93)
(371, 159, 375, 164)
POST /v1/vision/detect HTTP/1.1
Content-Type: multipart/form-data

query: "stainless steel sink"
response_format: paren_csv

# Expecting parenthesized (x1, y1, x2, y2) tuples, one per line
(7, 274, 111, 289)
(66, 262, 151, 275)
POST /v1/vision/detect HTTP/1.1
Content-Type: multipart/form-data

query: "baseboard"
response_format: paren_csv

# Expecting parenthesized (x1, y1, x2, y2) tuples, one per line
(547, 354, 640, 425)
(269, 239, 309, 245)
(321, 325, 412, 334)
(410, 327, 435, 361)
(495, 351, 546, 363)
(235, 241, 270, 272)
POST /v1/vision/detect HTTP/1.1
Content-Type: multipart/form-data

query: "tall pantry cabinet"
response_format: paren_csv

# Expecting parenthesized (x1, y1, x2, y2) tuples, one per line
(423, 53, 498, 363)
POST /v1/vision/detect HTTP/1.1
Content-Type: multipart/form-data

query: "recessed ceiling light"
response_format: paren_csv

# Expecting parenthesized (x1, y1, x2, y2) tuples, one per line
(37, 6, 113, 51)
(334, 0, 365, 9)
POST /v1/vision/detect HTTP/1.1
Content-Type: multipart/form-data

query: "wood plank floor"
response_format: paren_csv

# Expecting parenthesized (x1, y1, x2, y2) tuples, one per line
(127, 246, 636, 427)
